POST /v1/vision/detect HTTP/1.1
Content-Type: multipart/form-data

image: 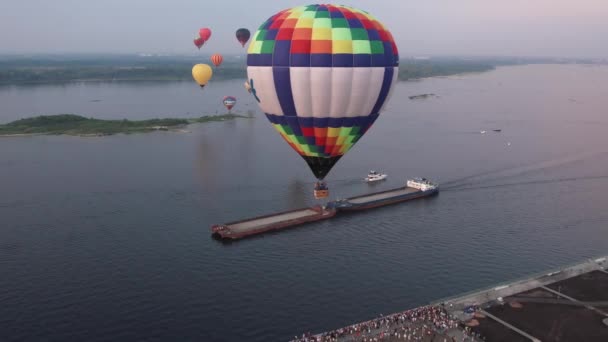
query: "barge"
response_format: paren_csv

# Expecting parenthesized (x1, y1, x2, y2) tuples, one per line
(211, 178, 438, 240)
(328, 178, 438, 211)
(211, 205, 336, 240)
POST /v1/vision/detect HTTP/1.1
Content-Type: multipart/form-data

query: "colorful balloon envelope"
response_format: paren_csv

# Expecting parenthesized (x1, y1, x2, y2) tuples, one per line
(210, 53, 223, 67)
(194, 28, 212, 49)
(246, 4, 399, 181)
(192, 64, 213, 88)
(236, 28, 251, 47)
(223, 96, 237, 111)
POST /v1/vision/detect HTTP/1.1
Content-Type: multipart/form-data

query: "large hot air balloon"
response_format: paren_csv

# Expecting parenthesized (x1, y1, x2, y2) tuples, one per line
(210, 54, 223, 67)
(236, 28, 251, 47)
(223, 96, 237, 113)
(246, 4, 399, 199)
(192, 64, 213, 88)
(194, 28, 212, 49)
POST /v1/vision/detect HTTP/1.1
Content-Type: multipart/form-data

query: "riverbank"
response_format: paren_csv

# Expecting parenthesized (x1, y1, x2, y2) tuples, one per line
(0, 113, 247, 137)
(0, 55, 578, 86)
(294, 256, 608, 342)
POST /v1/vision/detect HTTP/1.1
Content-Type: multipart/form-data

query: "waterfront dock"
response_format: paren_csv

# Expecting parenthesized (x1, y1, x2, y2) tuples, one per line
(440, 256, 608, 342)
(292, 255, 608, 342)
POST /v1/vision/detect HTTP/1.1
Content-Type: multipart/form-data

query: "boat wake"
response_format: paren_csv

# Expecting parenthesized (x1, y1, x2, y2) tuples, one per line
(444, 175, 608, 193)
(442, 150, 608, 190)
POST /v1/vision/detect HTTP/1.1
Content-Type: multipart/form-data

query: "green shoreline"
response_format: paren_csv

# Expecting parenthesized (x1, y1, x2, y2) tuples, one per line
(3, 55, 603, 86)
(0, 114, 248, 137)
(0, 59, 503, 86)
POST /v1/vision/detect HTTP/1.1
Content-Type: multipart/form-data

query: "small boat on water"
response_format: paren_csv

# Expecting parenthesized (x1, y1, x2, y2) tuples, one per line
(406, 177, 439, 191)
(493, 129, 502, 132)
(364, 170, 387, 182)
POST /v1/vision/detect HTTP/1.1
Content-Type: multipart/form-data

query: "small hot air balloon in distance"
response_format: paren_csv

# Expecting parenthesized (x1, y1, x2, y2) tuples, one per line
(223, 96, 237, 113)
(192, 64, 213, 88)
(193, 36, 204, 49)
(247, 4, 399, 199)
(193, 28, 212, 49)
(210, 54, 223, 68)
(235, 28, 251, 47)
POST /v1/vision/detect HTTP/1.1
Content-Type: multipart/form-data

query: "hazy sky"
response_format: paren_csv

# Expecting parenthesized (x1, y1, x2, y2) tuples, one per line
(2, 0, 607, 57)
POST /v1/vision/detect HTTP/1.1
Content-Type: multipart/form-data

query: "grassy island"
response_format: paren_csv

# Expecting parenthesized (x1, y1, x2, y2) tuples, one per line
(408, 93, 438, 100)
(0, 114, 246, 137)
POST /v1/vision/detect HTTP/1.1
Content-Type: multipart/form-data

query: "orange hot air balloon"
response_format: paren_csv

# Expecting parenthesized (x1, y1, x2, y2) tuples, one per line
(210, 54, 223, 67)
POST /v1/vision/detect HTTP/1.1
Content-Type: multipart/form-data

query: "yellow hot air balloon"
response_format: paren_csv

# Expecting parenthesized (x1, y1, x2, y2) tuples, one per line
(192, 64, 213, 88)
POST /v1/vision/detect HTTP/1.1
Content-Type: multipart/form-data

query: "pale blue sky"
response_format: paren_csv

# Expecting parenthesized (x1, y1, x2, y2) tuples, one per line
(1, 0, 607, 57)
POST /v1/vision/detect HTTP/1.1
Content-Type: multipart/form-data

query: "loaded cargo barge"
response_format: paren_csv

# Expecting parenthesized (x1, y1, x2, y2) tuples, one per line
(211, 206, 336, 240)
(211, 178, 438, 240)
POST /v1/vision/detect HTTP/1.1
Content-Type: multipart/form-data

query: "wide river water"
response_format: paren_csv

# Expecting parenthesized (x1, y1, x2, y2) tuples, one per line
(1, 64, 608, 341)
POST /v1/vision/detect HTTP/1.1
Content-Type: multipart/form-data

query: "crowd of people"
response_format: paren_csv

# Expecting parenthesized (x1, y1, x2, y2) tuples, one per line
(292, 305, 482, 342)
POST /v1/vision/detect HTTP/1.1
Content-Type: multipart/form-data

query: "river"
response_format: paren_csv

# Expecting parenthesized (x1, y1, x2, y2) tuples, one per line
(1, 64, 608, 341)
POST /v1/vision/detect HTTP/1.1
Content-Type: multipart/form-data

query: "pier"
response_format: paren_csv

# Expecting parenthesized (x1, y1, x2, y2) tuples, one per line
(291, 255, 608, 342)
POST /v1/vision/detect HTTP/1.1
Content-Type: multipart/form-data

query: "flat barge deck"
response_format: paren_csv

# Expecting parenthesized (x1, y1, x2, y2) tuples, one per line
(212, 206, 336, 240)
(211, 182, 438, 240)
(329, 186, 436, 211)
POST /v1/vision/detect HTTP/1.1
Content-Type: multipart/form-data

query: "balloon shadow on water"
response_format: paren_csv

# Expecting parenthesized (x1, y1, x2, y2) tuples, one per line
(195, 134, 219, 192)
(285, 178, 310, 209)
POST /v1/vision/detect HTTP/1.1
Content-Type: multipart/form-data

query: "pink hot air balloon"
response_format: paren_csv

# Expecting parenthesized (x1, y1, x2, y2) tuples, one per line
(199, 28, 211, 41)
(193, 28, 212, 49)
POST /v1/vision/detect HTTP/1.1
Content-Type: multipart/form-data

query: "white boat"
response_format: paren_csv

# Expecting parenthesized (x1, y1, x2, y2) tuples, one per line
(407, 177, 439, 191)
(364, 170, 387, 182)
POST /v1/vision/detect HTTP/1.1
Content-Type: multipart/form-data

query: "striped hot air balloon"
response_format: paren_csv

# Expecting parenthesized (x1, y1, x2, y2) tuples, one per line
(210, 53, 223, 67)
(223, 96, 237, 112)
(246, 4, 399, 190)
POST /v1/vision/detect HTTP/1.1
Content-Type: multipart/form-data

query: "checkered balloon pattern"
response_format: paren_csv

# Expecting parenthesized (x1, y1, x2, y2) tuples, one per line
(247, 4, 399, 179)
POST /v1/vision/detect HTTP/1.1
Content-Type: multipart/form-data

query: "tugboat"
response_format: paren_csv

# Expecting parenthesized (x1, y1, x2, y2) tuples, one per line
(313, 181, 329, 199)
(364, 170, 388, 182)
(406, 177, 439, 191)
